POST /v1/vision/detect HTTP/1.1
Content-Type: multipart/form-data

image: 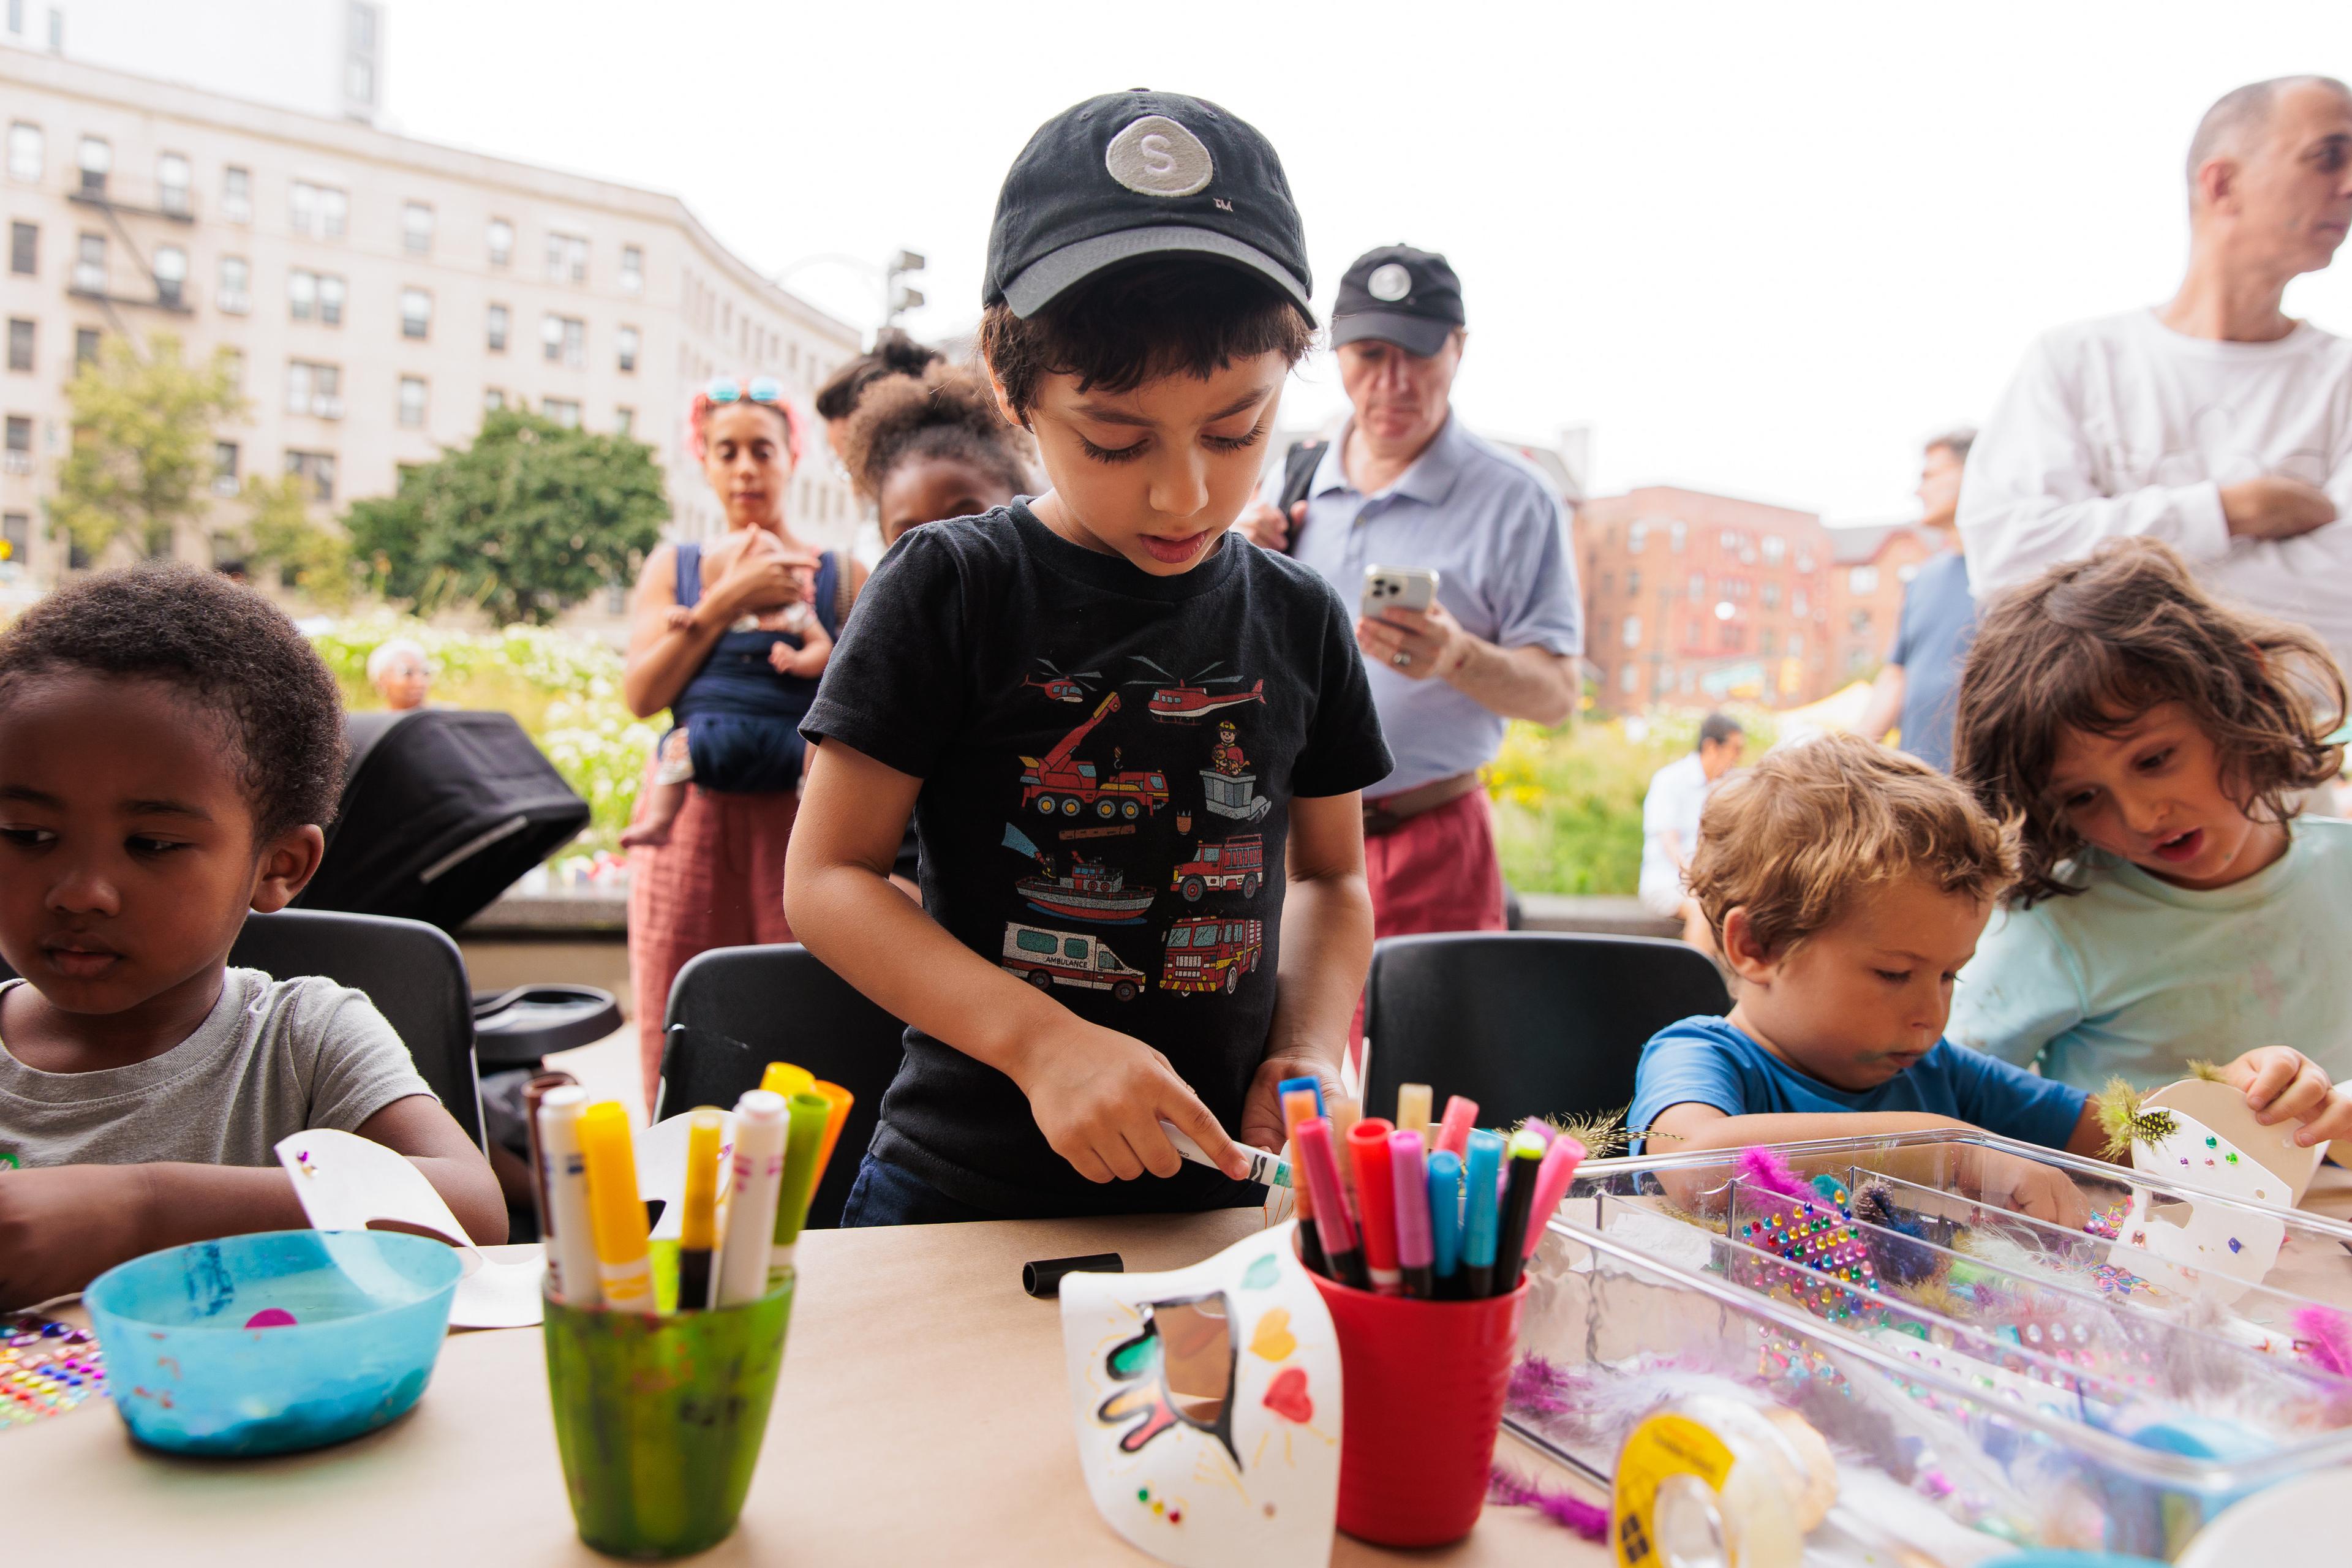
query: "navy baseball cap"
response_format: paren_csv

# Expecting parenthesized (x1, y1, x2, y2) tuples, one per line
(1331, 244, 1464, 357)
(985, 90, 1313, 320)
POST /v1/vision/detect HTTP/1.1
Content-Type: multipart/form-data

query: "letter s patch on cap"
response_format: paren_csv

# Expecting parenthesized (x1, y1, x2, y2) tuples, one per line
(1367, 263, 1412, 302)
(1106, 115, 1213, 198)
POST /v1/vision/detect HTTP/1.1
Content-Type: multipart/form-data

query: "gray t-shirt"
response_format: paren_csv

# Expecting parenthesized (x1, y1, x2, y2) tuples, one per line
(0, 968, 435, 1170)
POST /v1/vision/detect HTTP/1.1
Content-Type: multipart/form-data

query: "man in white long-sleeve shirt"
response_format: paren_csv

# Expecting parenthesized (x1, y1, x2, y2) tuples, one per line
(1961, 76, 2352, 666)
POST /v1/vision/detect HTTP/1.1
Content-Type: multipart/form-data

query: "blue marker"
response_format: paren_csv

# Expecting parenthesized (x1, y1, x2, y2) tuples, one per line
(1427, 1150, 1465, 1297)
(1463, 1130, 1505, 1299)
(1277, 1075, 1325, 1115)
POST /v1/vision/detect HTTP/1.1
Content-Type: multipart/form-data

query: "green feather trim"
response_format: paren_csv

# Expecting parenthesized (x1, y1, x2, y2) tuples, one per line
(2094, 1077, 2180, 1162)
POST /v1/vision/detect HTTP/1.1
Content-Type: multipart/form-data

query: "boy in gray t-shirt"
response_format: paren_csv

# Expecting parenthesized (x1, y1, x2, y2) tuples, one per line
(0, 565, 503, 1308)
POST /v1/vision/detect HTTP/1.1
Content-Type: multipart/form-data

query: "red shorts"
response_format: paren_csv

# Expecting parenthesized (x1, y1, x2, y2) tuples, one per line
(1353, 790, 1507, 1063)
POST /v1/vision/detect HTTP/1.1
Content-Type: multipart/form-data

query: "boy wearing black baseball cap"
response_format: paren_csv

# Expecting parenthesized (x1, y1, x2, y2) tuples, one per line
(788, 92, 1392, 1224)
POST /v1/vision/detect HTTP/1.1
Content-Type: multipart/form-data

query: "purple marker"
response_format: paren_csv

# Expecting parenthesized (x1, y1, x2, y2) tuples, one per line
(1390, 1131, 1434, 1299)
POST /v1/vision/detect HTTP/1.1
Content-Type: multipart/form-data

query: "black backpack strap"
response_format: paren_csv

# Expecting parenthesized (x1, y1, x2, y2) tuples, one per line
(1278, 439, 1329, 512)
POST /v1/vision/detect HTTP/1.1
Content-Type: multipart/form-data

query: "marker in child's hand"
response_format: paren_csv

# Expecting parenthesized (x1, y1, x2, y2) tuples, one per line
(1159, 1119, 1292, 1188)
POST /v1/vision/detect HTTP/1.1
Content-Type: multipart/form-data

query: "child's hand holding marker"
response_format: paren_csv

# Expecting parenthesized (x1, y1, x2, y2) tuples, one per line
(1011, 1017, 1252, 1185)
(1240, 1053, 1341, 1154)
(2221, 1046, 2352, 1148)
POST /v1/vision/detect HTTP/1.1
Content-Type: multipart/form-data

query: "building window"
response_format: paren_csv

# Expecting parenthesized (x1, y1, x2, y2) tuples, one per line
(75, 135, 108, 195)
(290, 181, 348, 238)
(1619, 663, 1640, 695)
(345, 2, 380, 107)
(1687, 571, 1705, 602)
(3, 417, 28, 472)
(152, 244, 187, 307)
(1760, 580, 1781, 611)
(6, 222, 28, 274)
(1626, 568, 1641, 595)
(400, 287, 432, 339)
(1848, 565, 1879, 595)
(398, 376, 427, 428)
(74, 328, 98, 364)
(619, 244, 644, 294)
(1683, 619, 1702, 649)
(1, 513, 27, 565)
(1848, 608, 1872, 635)
(156, 153, 191, 216)
(1621, 614, 1642, 649)
(486, 218, 513, 266)
(5, 123, 39, 183)
(45, 3, 56, 48)
(285, 450, 337, 503)
(4, 1, 17, 32)
(1897, 561, 1920, 585)
(1795, 550, 1815, 574)
(1789, 633, 1804, 662)
(1761, 629, 1779, 658)
(222, 165, 251, 224)
(401, 202, 433, 256)
(287, 361, 342, 418)
(543, 314, 584, 368)
(213, 440, 239, 496)
(1625, 521, 1646, 554)
(484, 303, 509, 353)
(542, 398, 580, 428)
(545, 232, 587, 284)
(216, 255, 250, 314)
(1762, 535, 1785, 567)
(616, 325, 639, 373)
(1792, 589, 1809, 618)
(289, 269, 345, 325)
(483, 388, 505, 412)
(72, 232, 103, 293)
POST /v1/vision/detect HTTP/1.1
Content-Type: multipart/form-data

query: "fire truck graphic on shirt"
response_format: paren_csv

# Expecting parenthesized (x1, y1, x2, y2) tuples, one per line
(1159, 916, 1265, 995)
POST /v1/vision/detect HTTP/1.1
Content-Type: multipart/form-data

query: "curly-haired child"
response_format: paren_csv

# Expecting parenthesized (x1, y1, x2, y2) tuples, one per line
(843, 361, 1037, 548)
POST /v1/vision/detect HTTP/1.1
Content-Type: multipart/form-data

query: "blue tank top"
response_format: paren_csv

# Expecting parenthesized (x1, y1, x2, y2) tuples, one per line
(668, 540, 842, 794)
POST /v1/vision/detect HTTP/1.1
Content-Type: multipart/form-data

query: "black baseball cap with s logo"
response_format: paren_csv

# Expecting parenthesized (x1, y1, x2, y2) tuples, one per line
(985, 90, 1313, 321)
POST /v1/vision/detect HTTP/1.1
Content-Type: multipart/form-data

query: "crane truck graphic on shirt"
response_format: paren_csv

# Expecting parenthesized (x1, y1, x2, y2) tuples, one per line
(1018, 692, 1169, 820)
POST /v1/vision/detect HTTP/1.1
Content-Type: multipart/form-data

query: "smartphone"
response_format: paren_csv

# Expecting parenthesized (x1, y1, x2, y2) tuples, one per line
(1362, 564, 1441, 620)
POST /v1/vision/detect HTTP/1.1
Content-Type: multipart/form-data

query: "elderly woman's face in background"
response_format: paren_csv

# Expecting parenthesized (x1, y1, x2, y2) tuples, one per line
(374, 649, 432, 711)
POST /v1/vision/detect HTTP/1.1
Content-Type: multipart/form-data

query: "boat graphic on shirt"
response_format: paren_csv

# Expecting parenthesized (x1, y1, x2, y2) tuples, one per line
(1003, 823, 1156, 923)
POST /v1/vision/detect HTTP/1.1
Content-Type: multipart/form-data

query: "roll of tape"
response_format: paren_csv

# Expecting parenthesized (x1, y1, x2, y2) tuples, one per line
(1612, 1399, 1836, 1568)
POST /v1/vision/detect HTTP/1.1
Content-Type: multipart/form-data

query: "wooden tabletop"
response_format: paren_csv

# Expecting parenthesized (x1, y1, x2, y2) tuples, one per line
(0, 1212, 1609, 1566)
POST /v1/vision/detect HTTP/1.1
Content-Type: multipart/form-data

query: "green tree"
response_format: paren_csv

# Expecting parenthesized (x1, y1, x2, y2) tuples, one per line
(51, 333, 243, 560)
(240, 472, 355, 608)
(347, 410, 668, 625)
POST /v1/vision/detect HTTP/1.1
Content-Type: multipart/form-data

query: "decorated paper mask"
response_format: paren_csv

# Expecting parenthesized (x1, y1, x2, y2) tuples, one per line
(2107, 1079, 2315, 1303)
(1060, 1221, 1340, 1568)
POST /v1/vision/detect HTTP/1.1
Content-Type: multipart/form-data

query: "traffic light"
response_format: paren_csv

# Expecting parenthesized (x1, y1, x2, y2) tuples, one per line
(886, 249, 925, 324)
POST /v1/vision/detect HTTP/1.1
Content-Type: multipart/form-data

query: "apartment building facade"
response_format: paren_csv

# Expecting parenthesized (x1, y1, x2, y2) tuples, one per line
(0, 46, 864, 587)
(1826, 522, 1942, 685)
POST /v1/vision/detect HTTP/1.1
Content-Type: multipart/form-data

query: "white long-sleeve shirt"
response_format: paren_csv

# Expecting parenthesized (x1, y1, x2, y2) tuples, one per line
(1958, 309, 2352, 668)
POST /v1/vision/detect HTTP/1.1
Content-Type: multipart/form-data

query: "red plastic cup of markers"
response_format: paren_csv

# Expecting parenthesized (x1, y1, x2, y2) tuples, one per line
(1308, 1268, 1529, 1547)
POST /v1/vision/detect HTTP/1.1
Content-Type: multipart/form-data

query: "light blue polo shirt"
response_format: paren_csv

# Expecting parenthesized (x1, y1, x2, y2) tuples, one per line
(1279, 415, 1582, 797)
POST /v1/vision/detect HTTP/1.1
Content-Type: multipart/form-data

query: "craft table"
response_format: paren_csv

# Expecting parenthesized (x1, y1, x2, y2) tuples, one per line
(0, 1212, 1610, 1566)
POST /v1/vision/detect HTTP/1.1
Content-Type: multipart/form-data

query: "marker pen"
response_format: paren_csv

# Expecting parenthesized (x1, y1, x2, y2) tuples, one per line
(1389, 1131, 1433, 1298)
(1281, 1088, 1325, 1276)
(1348, 1117, 1402, 1295)
(1428, 1149, 1465, 1296)
(758, 1060, 815, 1099)
(1436, 1095, 1480, 1160)
(1521, 1136, 1588, 1262)
(1158, 1119, 1292, 1187)
(1494, 1129, 1548, 1295)
(1276, 1075, 1325, 1115)
(1520, 1117, 1556, 1149)
(1330, 1095, 1363, 1209)
(536, 1085, 599, 1308)
(810, 1080, 855, 1186)
(1463, 1129, 1505, 1300)
(717, 1090, 789, 1306)
(677, 1107, 725, 1311)
(579, 1101, 653, 1311)
(521, 1071, 578, 1261)
(1395, 1083, 1433, 1148)
(1294, 1117, 1368, 1289)
(769, 1090, 834, 1286)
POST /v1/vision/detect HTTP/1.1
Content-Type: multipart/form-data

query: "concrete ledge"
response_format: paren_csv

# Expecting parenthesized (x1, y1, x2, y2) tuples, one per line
(462, 889, 627, 937)
(1515, 892, 1681, 940)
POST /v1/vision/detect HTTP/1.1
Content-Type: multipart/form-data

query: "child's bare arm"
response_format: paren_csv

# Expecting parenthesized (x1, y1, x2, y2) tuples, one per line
(770, 616, 833, 679)
(352, 1094, 511, 1245)
(1238, 791, 1370, 1153)
(784, 738, 1248, 1185)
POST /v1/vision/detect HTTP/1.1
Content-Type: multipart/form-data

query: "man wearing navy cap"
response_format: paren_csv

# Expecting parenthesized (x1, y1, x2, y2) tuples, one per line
(1242, 244, 1581, 943)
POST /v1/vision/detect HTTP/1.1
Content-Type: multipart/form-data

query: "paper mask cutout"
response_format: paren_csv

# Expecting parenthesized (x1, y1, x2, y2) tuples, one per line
(1061, 1220, 1339, 1568)
(276, 1129, 545, 1329)
(2108, 1093, 2298, 1303)
(2144, 1077, 2325, 1205)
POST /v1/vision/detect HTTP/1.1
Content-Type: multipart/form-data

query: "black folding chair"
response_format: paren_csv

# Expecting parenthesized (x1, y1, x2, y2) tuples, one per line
(1362, 932, 1730, 1136)
(659, 943, 907, 1231)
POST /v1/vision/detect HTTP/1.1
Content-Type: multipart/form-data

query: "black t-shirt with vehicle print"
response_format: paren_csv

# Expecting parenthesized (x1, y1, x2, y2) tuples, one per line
(801, 502, 1392, 1216)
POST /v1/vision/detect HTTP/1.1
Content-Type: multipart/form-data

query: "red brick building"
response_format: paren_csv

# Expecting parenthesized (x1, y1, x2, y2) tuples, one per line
(1826, 524, 1943, 684)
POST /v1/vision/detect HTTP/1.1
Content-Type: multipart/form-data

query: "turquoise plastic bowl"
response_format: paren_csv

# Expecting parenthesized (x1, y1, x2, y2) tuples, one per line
(85, 1229, 461, 1456)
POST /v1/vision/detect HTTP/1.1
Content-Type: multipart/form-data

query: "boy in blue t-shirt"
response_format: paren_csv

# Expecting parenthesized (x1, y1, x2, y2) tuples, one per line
(1630, 734, 2350, 1218)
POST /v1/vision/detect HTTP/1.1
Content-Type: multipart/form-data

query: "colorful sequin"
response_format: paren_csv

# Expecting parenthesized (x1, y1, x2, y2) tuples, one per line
(1, 1313, 107, 1427)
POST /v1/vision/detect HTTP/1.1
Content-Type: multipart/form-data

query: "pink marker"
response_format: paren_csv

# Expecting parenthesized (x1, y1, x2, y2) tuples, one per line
(1389, 1131, 1434, 1298)
(1435, 1095, 1480, 1160)
(1295, 1117, 1368, 1291)
(1520, 1137, 1588, 1261)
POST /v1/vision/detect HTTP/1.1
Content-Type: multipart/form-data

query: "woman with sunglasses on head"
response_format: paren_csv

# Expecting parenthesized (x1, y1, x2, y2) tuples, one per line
(619, 376, 865, 1107)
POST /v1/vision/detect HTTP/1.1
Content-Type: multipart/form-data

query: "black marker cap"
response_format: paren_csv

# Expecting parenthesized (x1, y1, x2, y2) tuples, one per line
(1022, 1253, 1125, 1298)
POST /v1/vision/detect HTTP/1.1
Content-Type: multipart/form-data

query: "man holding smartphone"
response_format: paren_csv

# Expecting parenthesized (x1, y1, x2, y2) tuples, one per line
(1239, 244, 1581, 943)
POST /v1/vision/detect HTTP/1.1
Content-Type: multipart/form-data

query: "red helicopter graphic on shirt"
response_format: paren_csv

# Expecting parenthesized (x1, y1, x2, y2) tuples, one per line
(1022, 658, 1101, 704)
(1126, 658, 1266, 723)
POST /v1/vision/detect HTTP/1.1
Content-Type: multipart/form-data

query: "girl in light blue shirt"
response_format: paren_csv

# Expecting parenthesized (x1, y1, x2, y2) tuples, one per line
(1951, 538, 2352, 1110)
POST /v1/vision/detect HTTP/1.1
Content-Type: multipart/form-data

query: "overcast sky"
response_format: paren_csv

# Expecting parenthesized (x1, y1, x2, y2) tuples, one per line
(384, 0, 2352, 525)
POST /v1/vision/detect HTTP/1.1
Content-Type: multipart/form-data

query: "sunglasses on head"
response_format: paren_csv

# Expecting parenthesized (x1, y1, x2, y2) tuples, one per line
(706, 375, 786, 405)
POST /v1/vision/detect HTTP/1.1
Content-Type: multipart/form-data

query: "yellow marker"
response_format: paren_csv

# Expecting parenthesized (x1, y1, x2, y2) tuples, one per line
(810, 1080, 854, 1185)
(1396, 1083, 1433, 1148)
(579, 1101, 654, 1311)
(676, 1107, 725, 1311)
(760, 1061, 815, 1099)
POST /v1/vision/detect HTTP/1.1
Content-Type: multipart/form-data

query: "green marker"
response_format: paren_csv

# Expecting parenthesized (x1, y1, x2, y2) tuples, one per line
(769, 1091, 832, 1287)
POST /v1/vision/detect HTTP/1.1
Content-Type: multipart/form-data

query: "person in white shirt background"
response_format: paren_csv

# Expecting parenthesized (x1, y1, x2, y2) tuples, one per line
(1961, 75, 2352, 671)
(1639, 712, 1744, 952)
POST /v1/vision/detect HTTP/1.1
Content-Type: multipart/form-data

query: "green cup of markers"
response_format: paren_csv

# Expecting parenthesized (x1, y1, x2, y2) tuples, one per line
(541, 1276, 795, 1559)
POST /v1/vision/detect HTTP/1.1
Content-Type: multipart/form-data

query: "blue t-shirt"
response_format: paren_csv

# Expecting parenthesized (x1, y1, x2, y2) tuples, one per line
(1887, 549, 1976, 775)
(1629, 1016, 2087, 1151)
